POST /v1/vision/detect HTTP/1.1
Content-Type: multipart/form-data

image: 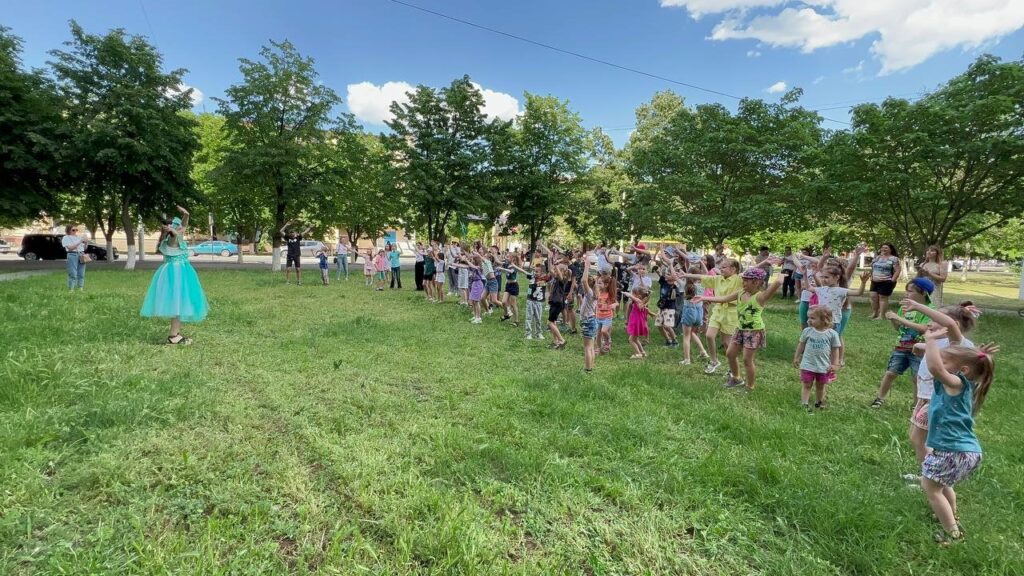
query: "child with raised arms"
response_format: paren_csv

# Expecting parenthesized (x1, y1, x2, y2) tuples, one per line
(869, 277, 935, 408)
(500, 253, 524, 327)
(901, 299, 985, 468)
(595, 271, 618, 355)
(919, 325, 995, 546)
(578, 254, 598, 372)
(624, 286, 654, 359)
(695, 267, 783, 392)
(678, 265, 709, 365)
(680, 258, 743, 375)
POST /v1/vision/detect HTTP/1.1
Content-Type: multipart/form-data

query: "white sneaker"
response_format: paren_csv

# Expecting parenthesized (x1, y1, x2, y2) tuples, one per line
(472, 317, 483, 324)
(704, 360, 721, 374)
(537, 334, 545, 340)
(526, 334, 534, 340)
(679, 359, 691, 365)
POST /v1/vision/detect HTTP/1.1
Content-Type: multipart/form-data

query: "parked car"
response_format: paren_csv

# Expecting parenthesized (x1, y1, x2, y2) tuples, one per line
(0, 239, 11, 254)
(950, 260, 964, 271)
(18, 234, 118, 261)
(190, 240, 239, 257)
(278, 240, 327, 257)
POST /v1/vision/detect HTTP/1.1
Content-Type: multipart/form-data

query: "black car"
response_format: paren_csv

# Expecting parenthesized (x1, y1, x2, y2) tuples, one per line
(18, 234, 119, 261)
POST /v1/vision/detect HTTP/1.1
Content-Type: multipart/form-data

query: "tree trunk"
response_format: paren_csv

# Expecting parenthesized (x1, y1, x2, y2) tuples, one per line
(121, 201, 137, 270)
(236, 228, 244, 264)
(272, 186, 285, 271)
(137, 225, 145, 262)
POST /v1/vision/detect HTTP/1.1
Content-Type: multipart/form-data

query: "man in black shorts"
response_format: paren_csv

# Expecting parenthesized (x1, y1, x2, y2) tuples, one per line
(280, 220, 312, 285)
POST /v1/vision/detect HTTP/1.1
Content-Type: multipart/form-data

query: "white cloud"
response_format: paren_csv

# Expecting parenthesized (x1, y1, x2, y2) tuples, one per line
(746, 49, 762, 57)
(347, 80, 520, 124)
(346, 81, 415, 124)
(661, 0, 1024, 73)
(766, 81, 787, 93)
(812, 75, 825, 85)
(843, 60, 865, 74)
(470, 82, 521, 121)
(166, 83, 203, 107)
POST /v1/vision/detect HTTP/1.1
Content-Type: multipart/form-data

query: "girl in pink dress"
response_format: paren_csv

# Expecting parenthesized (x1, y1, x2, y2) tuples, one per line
(625, 287, 654, 359)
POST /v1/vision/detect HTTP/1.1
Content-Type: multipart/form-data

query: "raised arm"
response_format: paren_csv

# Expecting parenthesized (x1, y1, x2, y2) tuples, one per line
(884, 309, 928, 333)
(901, 298, 964, 344)
(756, 276, 784, 305)
(924, 326, 962, 389)
(279, 219, 291, 236)
(301, 225, 313, 236)
(176, 205, 190, 230)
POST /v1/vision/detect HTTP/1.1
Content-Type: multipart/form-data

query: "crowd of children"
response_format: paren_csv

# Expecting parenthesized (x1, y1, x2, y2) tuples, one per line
(347, 238, 997, 547)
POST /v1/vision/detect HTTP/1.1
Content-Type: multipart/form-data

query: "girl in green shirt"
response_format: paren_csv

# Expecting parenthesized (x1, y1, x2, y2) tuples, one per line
(696, 267, 783, 393)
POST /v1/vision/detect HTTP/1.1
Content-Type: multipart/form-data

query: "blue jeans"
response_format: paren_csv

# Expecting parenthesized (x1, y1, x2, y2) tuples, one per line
(66, 254, 85, 289)
(335, 253, 348, 279)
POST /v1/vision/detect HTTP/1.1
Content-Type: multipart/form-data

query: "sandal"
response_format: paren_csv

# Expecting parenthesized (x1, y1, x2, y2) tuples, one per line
(933, 529, 964, 547)
(870, 397, 884, 408)
(167, 334, 192, 345)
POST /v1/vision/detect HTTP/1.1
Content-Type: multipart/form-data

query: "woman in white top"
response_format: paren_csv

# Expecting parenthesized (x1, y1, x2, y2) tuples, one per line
(916, 245, 947, 307)
(61, 224, 88, 291)
(334, 236, 350, 280)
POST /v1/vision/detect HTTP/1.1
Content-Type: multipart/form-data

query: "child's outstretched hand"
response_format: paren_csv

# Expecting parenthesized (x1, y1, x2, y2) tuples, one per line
(884, 310, 899, 321)
(978, 342, 1000, 356)
(900, 297, 923, 312)
(924, 325, 948, 341)
(860, 270, 871, 283)
(691, 296, 705, 304)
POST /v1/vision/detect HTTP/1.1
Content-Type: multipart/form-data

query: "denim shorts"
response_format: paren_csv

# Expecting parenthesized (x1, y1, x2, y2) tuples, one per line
(597, 317, 613, 330)
(886, 349, 921, 375)
(581, 318, 598, 340)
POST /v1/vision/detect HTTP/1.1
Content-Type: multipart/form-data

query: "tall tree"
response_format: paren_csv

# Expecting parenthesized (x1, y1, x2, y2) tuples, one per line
(316, 131, 402, 246)
(822, 55, 1024, 256)
(215, 40, 341, 270)
(49, 21, 199, 269)
(496, 93, 590, 250)
(0, 26, 62, 226)
(191, 113, 271, 262)
(628, 90, 823, 247)
(385, 76, 496, 242)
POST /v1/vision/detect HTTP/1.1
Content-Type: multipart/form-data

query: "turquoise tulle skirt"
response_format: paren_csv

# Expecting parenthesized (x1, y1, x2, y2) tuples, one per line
(140, 254, 209, 322)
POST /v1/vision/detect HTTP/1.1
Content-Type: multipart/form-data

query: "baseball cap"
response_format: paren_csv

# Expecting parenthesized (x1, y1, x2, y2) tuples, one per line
(741, 268, 766, 281)
(908, 277, 935, 302)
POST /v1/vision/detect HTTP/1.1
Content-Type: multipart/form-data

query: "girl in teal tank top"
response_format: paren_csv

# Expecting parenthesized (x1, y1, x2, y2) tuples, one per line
(920, 328, 996, 545)
(140, 205, 209, 344)
(696, 265, 783, 392)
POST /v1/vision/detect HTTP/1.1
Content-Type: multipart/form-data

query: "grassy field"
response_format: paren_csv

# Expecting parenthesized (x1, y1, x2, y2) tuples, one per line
(1, 270, 1022, 575)
(938, 273, 1022, 311)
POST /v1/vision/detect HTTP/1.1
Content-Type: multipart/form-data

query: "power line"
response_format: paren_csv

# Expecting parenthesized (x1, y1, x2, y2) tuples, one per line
(386, 0, 853, 126)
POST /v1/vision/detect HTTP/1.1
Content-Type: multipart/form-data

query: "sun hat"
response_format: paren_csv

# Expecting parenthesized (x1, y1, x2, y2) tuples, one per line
(171, 217, 182, 228)
(740, 267, 766, 281)
(633, 243, 647, 251)
(908, 277, 935, 302)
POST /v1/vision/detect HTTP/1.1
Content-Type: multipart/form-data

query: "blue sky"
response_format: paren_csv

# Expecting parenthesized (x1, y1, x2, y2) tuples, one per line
(6, 0, 1024, 146)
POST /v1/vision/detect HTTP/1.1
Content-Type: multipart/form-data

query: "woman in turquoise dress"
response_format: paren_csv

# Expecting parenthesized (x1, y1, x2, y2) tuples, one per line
(140, 205, 208, 344)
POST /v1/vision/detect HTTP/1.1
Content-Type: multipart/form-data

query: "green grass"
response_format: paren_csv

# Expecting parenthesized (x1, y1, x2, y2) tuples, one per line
(939, 273, 1022, 311)
(1, 270, 1022, 575)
